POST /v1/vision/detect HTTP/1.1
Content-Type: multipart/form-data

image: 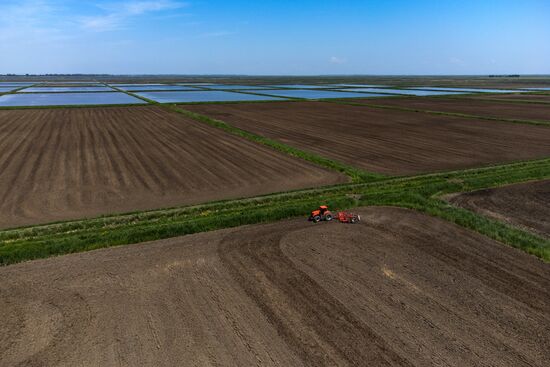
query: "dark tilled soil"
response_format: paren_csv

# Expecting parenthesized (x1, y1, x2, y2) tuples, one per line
(183, 101, 550, 175)
(355, 96, 550, 122)
(0, 106, 345, 229)
(467, 93, 550, 104)
(449, 179, 550, 238)
(1, 207, 549, 367)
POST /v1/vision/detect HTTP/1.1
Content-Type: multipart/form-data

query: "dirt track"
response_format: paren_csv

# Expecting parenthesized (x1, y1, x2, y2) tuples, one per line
(1, 207, 548, 367)
(0, 106, 345, 229)
(449, 180, 550, 238)
(183, 101, 550, 175)
(356, 96, 550, 122)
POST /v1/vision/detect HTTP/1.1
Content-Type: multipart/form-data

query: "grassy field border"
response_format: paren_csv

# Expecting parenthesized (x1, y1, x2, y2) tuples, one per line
(0, 83, 148, 110)
(171, 106, 382, 182)
(13, 90, 118, 94)
(0, 87, 548, 265)
(329, 99, 550, 127)
(0, 102, 148, 111)
(1, 158, 548, 265)
(111, 86, 382, 183)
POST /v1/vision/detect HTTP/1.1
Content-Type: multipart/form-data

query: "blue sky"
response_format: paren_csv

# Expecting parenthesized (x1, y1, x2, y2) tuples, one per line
(0, 0, 549, 75)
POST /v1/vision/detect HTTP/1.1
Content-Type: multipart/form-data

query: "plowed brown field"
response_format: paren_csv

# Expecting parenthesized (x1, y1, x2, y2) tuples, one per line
(183, 101, 550, 175)
(0, 106, 345, 229)
(1, 207, 549, 367)
(449, 180, 550, 238)
(353, 96, 550, 122)
(468, 93, 550, 103)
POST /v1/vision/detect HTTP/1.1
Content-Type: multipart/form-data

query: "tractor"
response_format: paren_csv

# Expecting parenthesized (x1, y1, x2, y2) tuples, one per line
(308, 205, 361, 224)
(309, 205, 333, 223)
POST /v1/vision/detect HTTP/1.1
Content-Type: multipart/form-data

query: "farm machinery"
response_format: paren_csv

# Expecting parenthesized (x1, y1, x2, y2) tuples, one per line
(308, 205, 361, 224)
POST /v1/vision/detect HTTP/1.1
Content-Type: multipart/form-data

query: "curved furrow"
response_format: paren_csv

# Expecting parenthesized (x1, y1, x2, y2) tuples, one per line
(217, 221, 413, 367)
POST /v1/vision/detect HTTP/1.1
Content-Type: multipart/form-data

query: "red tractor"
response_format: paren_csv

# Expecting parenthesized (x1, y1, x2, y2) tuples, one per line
(309, 205, 361, 224)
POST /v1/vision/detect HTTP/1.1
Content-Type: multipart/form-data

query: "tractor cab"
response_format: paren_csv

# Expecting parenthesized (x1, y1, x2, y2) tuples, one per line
(309, 205, 334, 223)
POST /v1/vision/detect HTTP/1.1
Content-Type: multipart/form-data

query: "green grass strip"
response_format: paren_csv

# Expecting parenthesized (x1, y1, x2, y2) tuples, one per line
(329, 99, 550, 127)
(1, 158, 549, 265)
(415, 198, 550, 260)
(358, 193, 550, 261)
(0, 103, 148, 111)
(171, 105, 383, 183)
(0, 195, 357, 265)
(0, 83, 149, 110)
(111, 86, 380, 183)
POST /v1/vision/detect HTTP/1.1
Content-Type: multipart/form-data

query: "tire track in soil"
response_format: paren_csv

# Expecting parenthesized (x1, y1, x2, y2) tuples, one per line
(1, 207, 548, 366)
(282, 209, 550, 366)
(218, 222, 413, 367)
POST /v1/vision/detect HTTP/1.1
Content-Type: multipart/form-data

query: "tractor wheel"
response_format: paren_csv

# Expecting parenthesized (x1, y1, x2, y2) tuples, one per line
(313, 215, 321, 223)
(350, 217, 357, 224)
(325, 214, 333, 221)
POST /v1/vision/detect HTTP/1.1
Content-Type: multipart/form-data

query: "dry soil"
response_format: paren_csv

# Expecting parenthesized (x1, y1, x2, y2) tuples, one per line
(0, 106, 345, 229)
(183, 101, 550, 175)
(449, 179, 550, 238)
(1, 207, 548, 367)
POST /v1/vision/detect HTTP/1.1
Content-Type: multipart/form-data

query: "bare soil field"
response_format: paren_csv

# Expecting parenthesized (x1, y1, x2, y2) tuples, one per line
(1, 207, 548, 367)
(449, 180, 550, 238)
(467, 93, 550, 104)
(0, 106, 345, 229)
(353, 96, 550, 122)
(183, 101, 550, 175)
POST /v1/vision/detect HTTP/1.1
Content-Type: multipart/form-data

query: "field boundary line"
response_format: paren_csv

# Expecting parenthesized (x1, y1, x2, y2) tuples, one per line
(14, 90, 118, 94)
(0, 83, 148, 110)
(2, 157, 546, 235)
(446, 94, 550, 105)
(0, 82, 42, 97)
(108, 85, 155, 104)
(1, 157, 549, 265)
(392, 198, 550, 261)
(110, 85, 379, 182)
(328, 99, 550, 127)
(0, 102, 148, 111)
(170, 105, 384, 183)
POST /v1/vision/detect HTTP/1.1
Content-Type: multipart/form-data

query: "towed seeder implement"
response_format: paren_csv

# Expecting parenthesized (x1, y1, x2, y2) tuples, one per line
(308, 205, 361, 224)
